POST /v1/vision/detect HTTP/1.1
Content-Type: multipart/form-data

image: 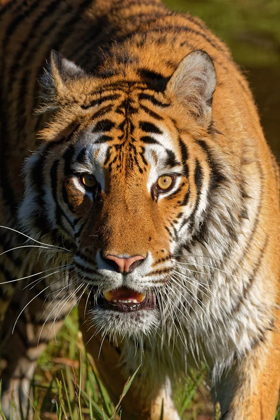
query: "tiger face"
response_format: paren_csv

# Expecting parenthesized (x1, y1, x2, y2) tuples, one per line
(19, 49, 233, 339)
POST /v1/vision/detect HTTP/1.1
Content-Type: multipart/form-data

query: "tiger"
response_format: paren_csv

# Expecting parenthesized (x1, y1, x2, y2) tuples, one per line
(0, 0, 280, 418)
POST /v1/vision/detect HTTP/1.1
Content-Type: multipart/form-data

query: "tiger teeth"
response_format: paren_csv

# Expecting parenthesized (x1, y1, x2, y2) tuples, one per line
(103, 291, 146, 303)
(112, 299, 138, 303)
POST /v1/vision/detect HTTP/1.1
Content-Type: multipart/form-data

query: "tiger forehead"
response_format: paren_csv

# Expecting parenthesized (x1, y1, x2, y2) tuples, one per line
(82, 84, 170, 122)
(84, 88, 170, 145)
(75, 85, 182, 173)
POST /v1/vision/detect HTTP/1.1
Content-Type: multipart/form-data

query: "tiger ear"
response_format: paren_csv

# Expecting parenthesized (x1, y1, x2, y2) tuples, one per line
(39, 50, 86, 109)
(50, 50, 86, 84)
(166, 50, 216, 125)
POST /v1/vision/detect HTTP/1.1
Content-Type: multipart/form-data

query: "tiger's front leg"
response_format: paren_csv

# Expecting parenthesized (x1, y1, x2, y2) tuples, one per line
(1, 272, 76, 419)
(78, 298, 180, 420)
(213, 308, 280, 420)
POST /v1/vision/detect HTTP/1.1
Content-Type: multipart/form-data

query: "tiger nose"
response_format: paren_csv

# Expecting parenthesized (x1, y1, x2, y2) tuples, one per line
(102, 254, 145, 273)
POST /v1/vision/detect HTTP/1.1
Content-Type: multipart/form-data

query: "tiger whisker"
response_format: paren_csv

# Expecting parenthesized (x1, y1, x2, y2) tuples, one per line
(171, 270, 234, 325)
(98, 331, 107, 360)
(163, 284, 196, 329)
(158, 288, 188, 352)
(171, 269, 216, 297)
(84, 284, 93, 318)
(51, 281, 86, 342)
(12, 284, 51, 334)
(0, 244, 70, 258)
(0, 264, 72, 286)
(166, 280, 213, 331)
(37, 272, 78, 344)
(173, 253, 223, 262)
(163, 284, 206, 361)
(24, 265, 71, 290)
(173, 259, 228, 274)
(169, 275, 227, 329)
(0, 225, 71, 252)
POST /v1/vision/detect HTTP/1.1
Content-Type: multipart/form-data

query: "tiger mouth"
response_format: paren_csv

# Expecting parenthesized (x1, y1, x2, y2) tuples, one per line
(93, 287, 156, 312)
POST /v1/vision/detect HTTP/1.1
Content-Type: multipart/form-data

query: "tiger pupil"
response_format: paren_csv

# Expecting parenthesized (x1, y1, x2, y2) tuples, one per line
(81, 175, 96, 188)
(158, 176, 172, 190)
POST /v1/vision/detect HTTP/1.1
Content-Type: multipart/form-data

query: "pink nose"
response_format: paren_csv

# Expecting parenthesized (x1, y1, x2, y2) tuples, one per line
(103, 254, 145, 273)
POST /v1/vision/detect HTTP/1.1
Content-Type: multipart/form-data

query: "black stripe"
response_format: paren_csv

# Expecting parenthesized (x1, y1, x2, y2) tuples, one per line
(139, 121, 162, 134)
(30, 0, 95, 113)
(137, 68, 170, 92)
(14, 0, 71, 122)
(93, 135, 113, 144)
(74, 222, 86, 239)
(81, 94, 120, 110)
(91, 105, 113, 120)
(50, 159, 60, 217)
(63, 144, 76, 176)
(139, 104, 164, 120)
(165, 149, 181, 167)
(1, 0, 40, 54)
(230, 236, 268, 316)
(31, 136, 70, 208)
(110, 0, 168, 14)
(103, 148, 111, 166)
(139, 93, 169, 108)
(178, 137, 189, 178)
(138, 25, 227, 58)
(76, 251, 96, 266)
(0, 0, 20, 18)
(4, 0, 62, 88)
(152, 255, 172, 266)
(182, 190, 190, 206)
(188, 159, 203, 232)
(194, 158, 203, 192)
(196, 139, 227, 188)
(62, 184, 75, 214)
(146, 267, 172, 276)
(16, 0, 94, 128)
(92, 119, 115, 133)
(75, 261, 98, 275)
(230, 160, 264, 276)
(50, 159, 74, 231)
(76, 148, 87, 165)
(139, 147, 148, 166)
(165, 226, 173, 238)
(140, 136, 160, 145)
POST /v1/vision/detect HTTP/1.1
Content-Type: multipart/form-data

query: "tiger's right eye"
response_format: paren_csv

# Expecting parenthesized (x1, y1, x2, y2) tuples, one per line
(80, 175, 97, 190)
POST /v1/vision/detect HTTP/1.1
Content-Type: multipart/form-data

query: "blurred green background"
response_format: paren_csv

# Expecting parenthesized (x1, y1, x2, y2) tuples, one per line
(164, 0, 280, 161)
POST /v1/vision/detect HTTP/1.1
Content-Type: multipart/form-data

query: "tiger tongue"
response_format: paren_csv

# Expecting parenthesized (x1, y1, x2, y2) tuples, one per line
(103, 287, 146, 303)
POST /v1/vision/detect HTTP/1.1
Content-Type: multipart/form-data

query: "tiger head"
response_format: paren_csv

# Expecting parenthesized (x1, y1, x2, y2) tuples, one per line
(19, 49, 239, 340)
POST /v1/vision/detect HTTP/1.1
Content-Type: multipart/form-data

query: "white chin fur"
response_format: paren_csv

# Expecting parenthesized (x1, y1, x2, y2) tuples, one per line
(88, 307, 160, 340)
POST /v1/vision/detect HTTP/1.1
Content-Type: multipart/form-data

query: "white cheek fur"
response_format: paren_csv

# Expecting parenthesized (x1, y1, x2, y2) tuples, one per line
(72, 137, 109, 190)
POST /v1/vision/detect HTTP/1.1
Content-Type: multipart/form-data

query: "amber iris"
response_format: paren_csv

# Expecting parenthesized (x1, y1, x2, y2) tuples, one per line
(157, 175, 173, 190)
(81, 175, 97, 189)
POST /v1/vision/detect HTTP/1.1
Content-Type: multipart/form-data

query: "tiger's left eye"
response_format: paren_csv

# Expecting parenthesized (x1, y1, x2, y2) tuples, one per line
(80, 175, 97, 190)
(157, 175, 174, 191)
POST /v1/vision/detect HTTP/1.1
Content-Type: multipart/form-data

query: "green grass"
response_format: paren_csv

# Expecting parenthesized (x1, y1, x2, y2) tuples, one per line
(7, 308, 212, 420)
(1, 308, 279, 419)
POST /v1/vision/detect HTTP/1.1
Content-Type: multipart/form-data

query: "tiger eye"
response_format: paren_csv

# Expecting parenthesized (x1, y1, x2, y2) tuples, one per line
(81, 175, 97, 189)
(157, 175, 173, 190)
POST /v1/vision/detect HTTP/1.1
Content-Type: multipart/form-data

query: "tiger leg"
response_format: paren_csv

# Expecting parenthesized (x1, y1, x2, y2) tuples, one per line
(1, 276, 76, 419)
(213, 310, 280, 420)
(78, 301, 180, 420)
